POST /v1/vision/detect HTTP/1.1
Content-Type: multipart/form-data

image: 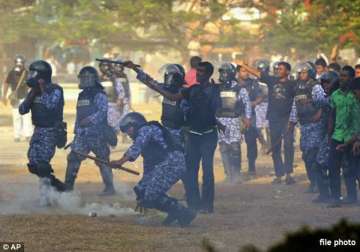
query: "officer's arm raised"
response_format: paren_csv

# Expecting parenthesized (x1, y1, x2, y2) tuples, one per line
(123, 61, 183, 101)
(237, 62, 261, 79)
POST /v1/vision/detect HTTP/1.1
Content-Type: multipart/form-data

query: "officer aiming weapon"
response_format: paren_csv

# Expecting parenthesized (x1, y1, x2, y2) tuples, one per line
(96, 58, 140, 68)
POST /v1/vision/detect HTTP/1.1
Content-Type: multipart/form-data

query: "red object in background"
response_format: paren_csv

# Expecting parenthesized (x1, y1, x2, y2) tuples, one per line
(185, 68, 198, 87)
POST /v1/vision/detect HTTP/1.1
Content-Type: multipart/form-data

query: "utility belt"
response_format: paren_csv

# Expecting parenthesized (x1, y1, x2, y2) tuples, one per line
(187, 127, 216, 136)
(34, 121, 67, 148)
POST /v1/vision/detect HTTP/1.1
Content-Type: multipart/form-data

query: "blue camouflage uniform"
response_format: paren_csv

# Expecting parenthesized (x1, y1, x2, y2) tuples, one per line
(19, 83, 66, 196)
(294, 82, 326, 188)
(314, 95, 332, 199)
(65, 88, 114, 192)
(216, 80, 252, 181)
(126, 123, 186, 205)
(136, 70, 185, 147)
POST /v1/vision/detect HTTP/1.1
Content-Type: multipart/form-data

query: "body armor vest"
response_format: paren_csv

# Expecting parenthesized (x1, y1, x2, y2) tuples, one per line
(76, 88, 106, 126)
(294, 79, 319, 124)
(31, 84, 64, 127)
(216, 83, 242, 118)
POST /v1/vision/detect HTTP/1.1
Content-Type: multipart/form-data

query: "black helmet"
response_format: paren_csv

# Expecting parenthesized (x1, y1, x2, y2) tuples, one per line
(162, 64, 185, 87)
(78, 66, 100, 89)
(296, 62, 316, 80)
(218, 62, 236, 83)
(26, 60, 52, 87)
(119, 112, 147, 134)
(255, 59, 270, 73)
(320, 71, 339, 94)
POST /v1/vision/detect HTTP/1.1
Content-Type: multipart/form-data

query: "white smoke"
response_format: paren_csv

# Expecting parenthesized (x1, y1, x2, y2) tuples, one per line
(0, 176, 137, 217)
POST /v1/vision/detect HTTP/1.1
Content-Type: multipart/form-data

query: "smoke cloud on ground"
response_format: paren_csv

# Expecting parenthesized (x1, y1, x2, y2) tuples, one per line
(0, 176, 137, 217)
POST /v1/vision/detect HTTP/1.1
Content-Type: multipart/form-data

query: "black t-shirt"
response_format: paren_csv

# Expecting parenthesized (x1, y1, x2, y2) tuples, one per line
(260, 73, 295, 121)
(5, 69, 29, 99)
(181, 83, 221, 131)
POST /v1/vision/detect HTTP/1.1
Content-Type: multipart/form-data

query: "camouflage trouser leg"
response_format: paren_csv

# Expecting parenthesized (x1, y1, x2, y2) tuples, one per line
(135, 151, 186, 207)
(65, 135, 113, 191)
(219, 142, 241, 181)
(92, 141, 114, 191)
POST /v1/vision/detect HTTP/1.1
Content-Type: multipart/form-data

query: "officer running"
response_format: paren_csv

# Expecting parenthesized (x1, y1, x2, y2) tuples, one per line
(19, 60, 66, 206)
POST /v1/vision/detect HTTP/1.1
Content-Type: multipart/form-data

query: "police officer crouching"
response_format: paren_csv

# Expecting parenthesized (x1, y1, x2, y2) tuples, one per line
(109, 112, 196, 227)
(65, 66, 116, 196)
(19, 60, 67, 206)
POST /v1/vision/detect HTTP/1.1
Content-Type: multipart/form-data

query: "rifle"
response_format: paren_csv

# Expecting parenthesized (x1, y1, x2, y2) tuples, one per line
(96, 58, 140, 68)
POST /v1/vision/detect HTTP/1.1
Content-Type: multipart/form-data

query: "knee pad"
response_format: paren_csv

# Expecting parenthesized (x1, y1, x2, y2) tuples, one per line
(27, 162, 53, 177)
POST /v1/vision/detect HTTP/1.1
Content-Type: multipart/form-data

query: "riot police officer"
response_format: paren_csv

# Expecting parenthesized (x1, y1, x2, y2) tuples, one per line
(237, 64, 265, 176)
(294, 62, 326, 193)
(110, 112, 196, 226)
(216, 63, 251, 182)
(19, 60, 66, 206)
(2, 55, 32, 142)
(134, 64, 186, 145)
(254, 60, 271, 152)
(65, 66, 115, 196)
(313, 71, 339, 203)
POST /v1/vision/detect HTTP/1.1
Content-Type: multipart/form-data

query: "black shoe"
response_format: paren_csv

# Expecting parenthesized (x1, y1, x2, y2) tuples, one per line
(305, 184, 317, 193)
(342, 197, 357, 205)
(98, 188, 116, 196)
(312, 195, 330, 204)
(248, 171, 256, 177)
(272, 177, 282, 184)
(285, 175, 296, 185)
(177, 207, 197, 227)
(327, 199, 342, 208)
(162, 213, 177, 226)
(199, 206, 214, 214)
(50, 175, 67, 192)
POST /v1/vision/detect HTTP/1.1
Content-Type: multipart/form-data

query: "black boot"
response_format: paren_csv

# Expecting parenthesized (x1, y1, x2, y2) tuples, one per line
(49, 175, 67, 192)
(156, 196, 197, 227)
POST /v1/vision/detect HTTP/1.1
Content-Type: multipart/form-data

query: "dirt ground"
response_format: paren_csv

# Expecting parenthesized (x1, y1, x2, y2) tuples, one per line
(1, 101, 360, 252)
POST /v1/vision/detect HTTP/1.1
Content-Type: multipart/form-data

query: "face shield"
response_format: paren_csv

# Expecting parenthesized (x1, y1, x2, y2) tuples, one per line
(161, 64, 184, 87)
(26, 70, 39, 88)
(78, 71, 98, 89)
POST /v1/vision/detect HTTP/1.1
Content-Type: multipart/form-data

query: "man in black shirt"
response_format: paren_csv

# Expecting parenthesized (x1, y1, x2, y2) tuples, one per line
(238, 61, 297, 184)
(123, 60, 222, 213)
(2, 55, 32, 142)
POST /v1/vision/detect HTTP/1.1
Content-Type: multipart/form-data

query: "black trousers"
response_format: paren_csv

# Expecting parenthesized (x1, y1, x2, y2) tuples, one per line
(302, 147, 319, 187)
(269, 119, 295, 177)
(328, 139, 358, 201)
(184, 130, 218, 211)
(244, 126, 258, 173)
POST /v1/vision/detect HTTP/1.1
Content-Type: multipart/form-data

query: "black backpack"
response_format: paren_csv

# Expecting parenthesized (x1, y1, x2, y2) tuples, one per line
(186, 85, 216, 132)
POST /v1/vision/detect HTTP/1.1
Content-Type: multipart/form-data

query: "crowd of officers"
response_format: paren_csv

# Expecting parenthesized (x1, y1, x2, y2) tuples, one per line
(2, 54, 360, 227)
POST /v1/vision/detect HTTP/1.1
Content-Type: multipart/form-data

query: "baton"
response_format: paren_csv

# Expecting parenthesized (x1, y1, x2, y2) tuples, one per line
(71, 149, 140, 176)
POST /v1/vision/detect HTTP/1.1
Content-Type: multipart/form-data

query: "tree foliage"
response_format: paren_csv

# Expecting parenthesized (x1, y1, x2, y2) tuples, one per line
(0, 0, 359, 60)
